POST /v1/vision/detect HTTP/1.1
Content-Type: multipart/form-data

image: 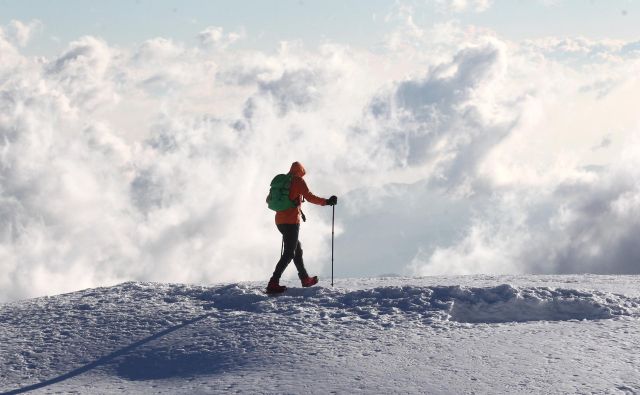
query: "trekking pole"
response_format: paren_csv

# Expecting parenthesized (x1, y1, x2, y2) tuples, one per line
(331, 205, 335, 287)
(281, 237, 284, 258)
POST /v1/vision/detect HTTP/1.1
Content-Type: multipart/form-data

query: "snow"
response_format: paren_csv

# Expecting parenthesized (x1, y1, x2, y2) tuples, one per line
(1, 275, 640, 394)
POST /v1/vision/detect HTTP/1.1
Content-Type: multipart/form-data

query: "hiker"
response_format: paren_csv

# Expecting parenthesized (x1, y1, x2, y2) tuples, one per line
(266, 161, 337, 294)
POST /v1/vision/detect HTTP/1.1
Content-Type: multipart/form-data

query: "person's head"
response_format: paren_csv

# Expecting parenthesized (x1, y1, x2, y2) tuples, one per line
(289, 161, 306, 177)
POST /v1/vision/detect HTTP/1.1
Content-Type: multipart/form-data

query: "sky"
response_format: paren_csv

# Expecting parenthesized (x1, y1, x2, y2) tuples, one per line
(2, 0, 639, 55)
(1, 0, 640, 301)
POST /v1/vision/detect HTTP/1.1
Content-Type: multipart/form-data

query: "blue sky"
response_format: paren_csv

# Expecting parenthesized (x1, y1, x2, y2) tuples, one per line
(1, 0, 638, 57)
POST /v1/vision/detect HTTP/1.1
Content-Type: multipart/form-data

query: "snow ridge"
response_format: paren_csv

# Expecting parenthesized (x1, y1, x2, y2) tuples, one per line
(195, 283, 637, 325)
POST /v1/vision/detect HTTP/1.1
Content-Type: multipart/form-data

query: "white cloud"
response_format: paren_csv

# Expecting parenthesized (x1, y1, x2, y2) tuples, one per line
(197, 26, 244, 50)
(411, 137, 640, 276)
(0, 19, 42, 47)
(45, 36, 119, 111)
(537, 0, 562, 6)
(409, 63, 640, 275)
(435, 0, 493, 13)
(347, 37, 518, 194)
(522, 36, 640, 65)
(1, 17, 640, 301)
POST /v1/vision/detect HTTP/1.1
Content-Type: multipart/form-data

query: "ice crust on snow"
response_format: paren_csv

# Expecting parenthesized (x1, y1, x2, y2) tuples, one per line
(1, 278, 640, 394)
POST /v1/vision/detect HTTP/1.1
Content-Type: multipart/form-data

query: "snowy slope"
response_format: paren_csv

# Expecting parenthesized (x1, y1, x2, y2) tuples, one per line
(1, 276, 640, 394)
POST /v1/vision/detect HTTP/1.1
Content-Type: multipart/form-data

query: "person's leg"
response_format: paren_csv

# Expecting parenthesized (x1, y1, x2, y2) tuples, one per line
(271, 224, 300, 281)
(292, 240, 309, 279)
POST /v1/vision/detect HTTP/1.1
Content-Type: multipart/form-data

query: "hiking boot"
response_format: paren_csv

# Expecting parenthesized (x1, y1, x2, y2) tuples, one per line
(266, 278, 287, 294)
(301, 275, 318, 288)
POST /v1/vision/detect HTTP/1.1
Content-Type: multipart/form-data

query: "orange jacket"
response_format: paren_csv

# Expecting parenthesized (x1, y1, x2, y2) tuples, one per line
(271, 162, 327, 225)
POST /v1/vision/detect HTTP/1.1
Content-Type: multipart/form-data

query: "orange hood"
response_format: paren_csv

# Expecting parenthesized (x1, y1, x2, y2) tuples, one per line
(289, 161, 306, 177)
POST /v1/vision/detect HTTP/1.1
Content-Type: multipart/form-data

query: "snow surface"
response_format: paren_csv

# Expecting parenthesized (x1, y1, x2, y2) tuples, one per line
(1, 275, 640, 394)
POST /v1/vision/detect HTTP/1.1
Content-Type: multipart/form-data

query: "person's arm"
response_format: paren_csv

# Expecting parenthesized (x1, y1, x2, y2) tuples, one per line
(297, 178, 327, 206)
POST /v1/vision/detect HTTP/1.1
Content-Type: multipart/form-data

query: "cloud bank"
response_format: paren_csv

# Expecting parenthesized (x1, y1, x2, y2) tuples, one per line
(1, 16, 639, 301)
(435, 0, 493, 13)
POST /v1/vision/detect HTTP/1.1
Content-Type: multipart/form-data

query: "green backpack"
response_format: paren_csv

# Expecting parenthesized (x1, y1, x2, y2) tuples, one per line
(267, 173, 297, 211)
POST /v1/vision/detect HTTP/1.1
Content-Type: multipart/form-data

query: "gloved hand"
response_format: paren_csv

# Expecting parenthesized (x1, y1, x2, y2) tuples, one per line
(326, 195, 338, 206)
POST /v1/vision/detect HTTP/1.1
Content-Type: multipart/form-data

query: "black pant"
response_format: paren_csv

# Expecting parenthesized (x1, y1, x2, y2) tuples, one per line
(271, 224, 309, 281)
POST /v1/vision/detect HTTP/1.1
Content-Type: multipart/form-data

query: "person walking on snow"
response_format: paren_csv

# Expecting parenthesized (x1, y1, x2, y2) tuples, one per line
(266, 161, 337, 294)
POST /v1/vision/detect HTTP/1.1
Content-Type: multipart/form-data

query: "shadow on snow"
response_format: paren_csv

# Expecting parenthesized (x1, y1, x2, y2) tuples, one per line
(1, 312, 217, 394)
